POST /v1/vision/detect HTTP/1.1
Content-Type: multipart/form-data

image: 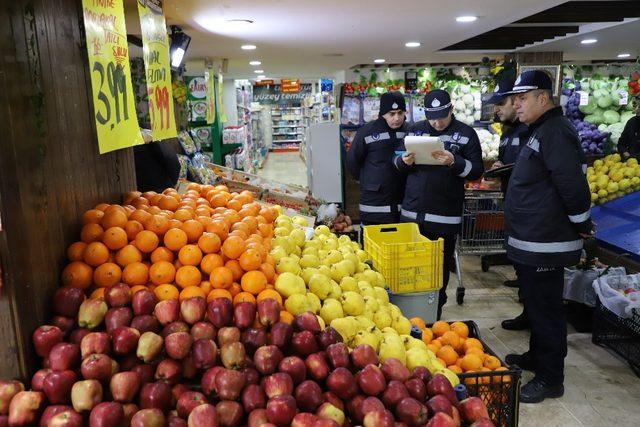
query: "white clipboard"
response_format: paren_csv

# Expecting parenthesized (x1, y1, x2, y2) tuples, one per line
(404, 136, 445, 165)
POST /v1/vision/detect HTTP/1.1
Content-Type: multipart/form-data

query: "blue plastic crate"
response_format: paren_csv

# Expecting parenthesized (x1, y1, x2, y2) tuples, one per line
(591, 192, 640, 261)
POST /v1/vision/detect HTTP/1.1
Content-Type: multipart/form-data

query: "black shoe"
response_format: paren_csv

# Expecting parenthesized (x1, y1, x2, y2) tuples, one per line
(520, 379, 564, 404)
(505, 352, 535, 371)
(503, 279, 519, 288)
(501, 312, 529, 331)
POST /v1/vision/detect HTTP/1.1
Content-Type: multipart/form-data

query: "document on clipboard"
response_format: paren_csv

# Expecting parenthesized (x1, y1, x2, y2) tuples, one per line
(404, 136, 445, 165)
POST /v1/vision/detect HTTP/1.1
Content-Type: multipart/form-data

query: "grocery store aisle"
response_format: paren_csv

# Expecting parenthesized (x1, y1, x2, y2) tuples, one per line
(258, 151, 308, 188)
(450, 257, 640, 427)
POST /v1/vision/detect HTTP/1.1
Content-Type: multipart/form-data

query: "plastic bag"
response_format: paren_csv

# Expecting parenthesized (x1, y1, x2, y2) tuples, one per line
(564, 267, 626, 307)
(317, 204, 339, 223)
(593, 272, 640, 318)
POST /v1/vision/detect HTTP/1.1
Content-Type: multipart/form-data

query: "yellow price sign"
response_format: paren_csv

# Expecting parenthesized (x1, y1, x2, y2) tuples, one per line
(82, 0, 143, 153)
(138, 0, 177, 140)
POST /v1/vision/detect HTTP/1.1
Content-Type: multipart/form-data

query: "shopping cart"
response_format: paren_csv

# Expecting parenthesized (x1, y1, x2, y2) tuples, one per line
(454, 191, 506, 304)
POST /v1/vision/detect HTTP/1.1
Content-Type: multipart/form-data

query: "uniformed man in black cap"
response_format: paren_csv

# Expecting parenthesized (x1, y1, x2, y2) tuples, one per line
(347, 91, 407, 225)
(395, 89, 484, 318)
(505, 70, 592, 403)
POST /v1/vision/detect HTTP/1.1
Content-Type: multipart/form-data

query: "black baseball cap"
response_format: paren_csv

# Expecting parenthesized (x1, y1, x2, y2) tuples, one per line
(424, 89, 452, 120)
(508, 70, 553, 94)
(487, 77, 515, 104)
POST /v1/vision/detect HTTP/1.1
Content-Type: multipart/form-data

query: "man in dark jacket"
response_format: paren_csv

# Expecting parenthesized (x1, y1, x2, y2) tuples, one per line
(395, 89, 484, 318)
(618, 107, 640, 159)
(347, 91, 408, 225)
(505, 70, 592, 404)
(134, 131, 181, 193)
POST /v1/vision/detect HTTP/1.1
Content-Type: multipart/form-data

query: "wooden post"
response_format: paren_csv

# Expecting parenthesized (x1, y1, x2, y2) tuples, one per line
(0, 0, 137, 379)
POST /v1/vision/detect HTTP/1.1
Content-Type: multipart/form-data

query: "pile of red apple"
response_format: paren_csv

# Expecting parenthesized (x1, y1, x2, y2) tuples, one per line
(0, 283, 494, 426)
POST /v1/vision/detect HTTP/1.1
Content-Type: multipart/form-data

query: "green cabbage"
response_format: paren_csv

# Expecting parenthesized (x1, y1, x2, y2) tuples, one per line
(603, 110, 620, 125)
(579, 97, 598, 115)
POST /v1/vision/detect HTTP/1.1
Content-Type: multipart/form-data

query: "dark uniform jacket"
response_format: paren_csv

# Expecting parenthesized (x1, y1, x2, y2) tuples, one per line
(505, 107, 592, 267)
(134, 139, 181, 193)
(618, 116, 640, 158)
(498, 121, 528, 193)
(346, 118, 408, 223)
(394, 117, 484, 234)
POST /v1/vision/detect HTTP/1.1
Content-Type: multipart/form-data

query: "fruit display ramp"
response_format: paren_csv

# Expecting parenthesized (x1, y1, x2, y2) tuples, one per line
(591, 191, 640, 261)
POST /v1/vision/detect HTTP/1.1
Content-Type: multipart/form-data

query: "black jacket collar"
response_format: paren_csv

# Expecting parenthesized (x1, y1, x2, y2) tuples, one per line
(527, 106, 563, 133)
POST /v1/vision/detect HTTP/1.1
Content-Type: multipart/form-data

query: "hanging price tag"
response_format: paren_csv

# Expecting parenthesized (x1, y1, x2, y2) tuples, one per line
(619, 90, 629, 106)
(577, 91, 589, 106)
(138, 0, 177, 140)
(82, 0, 143, 153)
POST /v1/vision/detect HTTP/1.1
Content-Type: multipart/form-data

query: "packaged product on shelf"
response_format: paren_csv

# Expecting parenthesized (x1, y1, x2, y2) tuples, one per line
(341, 96, 362, 125)
(188, 153, 215, 184)
(188, 100, 207, 122)
(412, 95, 427, 122)
(177, 130, 198, 155)
(190, 126, 212, 151)
(362, 96, 380, 122)
(176, 154, 189, 179)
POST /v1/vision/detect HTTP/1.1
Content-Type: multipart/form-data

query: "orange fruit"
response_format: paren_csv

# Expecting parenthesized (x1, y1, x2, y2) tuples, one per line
(492, 367, 511, 383)
(422, 328, 434, 345)
(465, 347, 485, 359)
(90, 288, 105, 300)
(228, 283, 242, 297)
(410, 317, 427, 330)
(451, 321, 469, 339)
(151, 247, 174, 263)
(279, 310, 294, 325)
(461, 354, 484, 372)
(238, 249, 262, 271)
(448, 365, 463, 374)
(164, 228, 188, 251)
(181, 220, 204, 243)
(259, 263, 276, 284)
(130, 209, 152, 224)
(61, 261, 93, 289)
(149, 261, 176, 285)
(154, 284, 180, 301)
(158, 196, 179, 211)
(198, 233, 221, 254)
(178, 245, 203, 266)
(478, 367, 492, 384)
(200, 280, 213, 295)
(81, 223, 104, 243)
(432, 321, 450, 337)
(115, 245, 143, 267)
(180, 286, 206, 301)
(144, 215, 170, 236)
(175, 266, 202, 289)
(436, 345, 459, 367)
(211, 266, 234, 289)
(463, 338, 483, 353)
(241, 271, 268, 295)
(225, 260, 244, 282)
(221, 236, 246, 260)
(101, 209, 128, 229)
(83, 242, 110, 267)
(233, 292, 256, 305)
(83, 209, 105, 225)
(67, 242, 88, 262)
(484, 355, 501, 370)
(207, 289, 232, 302)
(206, 221, 229, 241)
(174, 209, 194, 222)
(427, 343, 441, 354)
(124, 220, 144, 241)
(102, 227, 128, 250)
(134, 230, 160, 253)
(440, 331, 461, 349)
(256, 289, 283, 307)
(436, 358, 448, 368)
(93, 262, 122, 288)
(122, 262, 149, 286)
(200, 253, 224, 275)
(130, 285, 148, 294)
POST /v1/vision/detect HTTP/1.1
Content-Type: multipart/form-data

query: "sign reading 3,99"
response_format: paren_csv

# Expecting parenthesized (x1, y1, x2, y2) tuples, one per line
(82, 0, 143, 153)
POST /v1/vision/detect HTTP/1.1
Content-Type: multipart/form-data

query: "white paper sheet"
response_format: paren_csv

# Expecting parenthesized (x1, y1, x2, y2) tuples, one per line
(404, 136, 445, 165)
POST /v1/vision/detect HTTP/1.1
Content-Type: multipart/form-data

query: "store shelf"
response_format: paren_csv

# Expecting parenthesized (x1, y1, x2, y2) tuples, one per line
(273, 139, 302, 144)
(270, 147, 299, 153)
(273, 133, 303, 136)
(221, 143, 242, 154)
(272, 125, 305, 128)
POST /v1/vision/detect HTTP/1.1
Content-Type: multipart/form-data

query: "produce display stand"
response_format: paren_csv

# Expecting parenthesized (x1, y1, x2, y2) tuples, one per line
(590, 192, 640, 262)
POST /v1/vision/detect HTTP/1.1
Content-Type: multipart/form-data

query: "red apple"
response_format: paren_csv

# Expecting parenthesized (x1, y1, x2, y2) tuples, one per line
(122, 403, 138, 425)
(104, 283, 132, 308)
(43, 370, 76, 404)
(382, 358, 411, 382)
(49, 343, 81, 371)
(162, 321, 190, 338)
(291, 412, 318, 427)
(81, 354, 113, 381)
(182, 355, 198, 379)
(200, 367, 223, 398)
(426, 412, 457, 427)
(69, 328, 90, 346)
(155, 358, 183, 385)
(190, 322, 216, 341)
(322, 392, 344, 412)
(217, 327, 241, 347)
(140, 381, 172, 413)
(8, 391, 44, 426)
(292, 331, 318, 356)
(316, 326, 343, 350)
(305, 353, 330, 382)
(361, 396, 385, 413)
(0, 381, 24, 415)
(458, 397, 489, 424)
(395, 397, 428, 426)
(242, 367, 261, 386)
(192, 339, 217, 370)
(53, 287, 85, 318)
(294, 380, 323, 412)
(278, 356, 306, 385)
(45, 409, 83, 427)
(325, 343, 350, 369)
(180, 297, 207, 325)
(176, 391, 207, 419)
(215, 400, 243, 427)
(89, 402, 124, 427)
(382, 380, 410, 410)
(165, 332, 193, 360)
(70, 380, 102, 412)
(266, 395, 297, 427)
(81, 332, 111, 358)
(262, 373, 294, 399)
(316, 402, 345, 426)
(247, 408, 269, 427)
(294, 312, 321, 333)
(154, 299, 181, 326)
(207, 298, 233, 328)
(78, 299, 108, 330)
(130, 315, 161, 335)
(39, 405, 72, 427)
(31, 369, 51, 392)
(254, 346, 284, 375)
(451, 406, 462, 427)
(234, 302, 257, 330)
(242, 328, 268, 355)
(470, 418, 494, 427)
(346, 394, 366, 423)
(33, 326, 63, 358)
(215, 369, 246, 401)
(220, 342, 246, 369)
(111, 326, 140, 355)
(136, 332, 164, 363)
(50, 317, 75, 338)
(426, 374, 457, 405)
(364, 410, 395, 427)
(132, 364, 155, 386)
(426, 394, 453, 417)
(404, 378, 427, 402)
(326, 367, 358, 400)
(241, 384, 266, 413)
(172, 384, 190, 405)
(411, 366, 432, 385)
(167, 412, 188, 427)
(132, 290, 157, 316)
(130, 408, 165, 427)
(188, 403, 218, 427)
(315, 418, 339, 427)
(350, 344, 378, 369)
(110, 371, 141, 403)
(105, 307, 133, 333)
(268, 323, 293, 349)
(257, 299, 280, 327)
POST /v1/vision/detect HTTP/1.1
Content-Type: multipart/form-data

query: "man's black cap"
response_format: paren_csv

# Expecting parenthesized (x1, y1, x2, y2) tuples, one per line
(379, 91, 406, 116)
(424, 89, 452, 120)
(508, 70, 553, 94)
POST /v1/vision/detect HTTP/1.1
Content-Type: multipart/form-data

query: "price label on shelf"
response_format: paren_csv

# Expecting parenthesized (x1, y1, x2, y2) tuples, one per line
(619, 89, 629, 106)
(138, 0, 177, 140)
(577, 91, 589, 106)
(82, 0, 143, 153)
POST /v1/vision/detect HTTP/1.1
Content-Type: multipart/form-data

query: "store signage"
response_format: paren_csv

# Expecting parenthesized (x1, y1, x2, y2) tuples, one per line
(137, 0, 177, 140)
(188, 77, 207, 99)
(320, 79, 333, 92)
(205, 69, 216, 124)
(82, 0, 143, 153)
(255, 79, 275, 86)
(281, 79, 301, 93)
(253, 83, 313, 104)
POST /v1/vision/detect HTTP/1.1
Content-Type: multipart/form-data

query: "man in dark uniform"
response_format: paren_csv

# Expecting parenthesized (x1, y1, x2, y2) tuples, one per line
(504, 70, 592, 403)
(618, 105, 640, 159)
(347, 91, 407, 225)
(395, 89, 484, 319)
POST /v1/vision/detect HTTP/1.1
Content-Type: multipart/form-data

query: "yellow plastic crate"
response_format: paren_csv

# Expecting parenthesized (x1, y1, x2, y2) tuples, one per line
(363, 223, 443, 294)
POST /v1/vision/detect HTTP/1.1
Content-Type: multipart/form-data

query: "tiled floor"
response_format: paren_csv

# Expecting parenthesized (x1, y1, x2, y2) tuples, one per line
(447, 257, 640, 427)
(257, 151, 308, 188)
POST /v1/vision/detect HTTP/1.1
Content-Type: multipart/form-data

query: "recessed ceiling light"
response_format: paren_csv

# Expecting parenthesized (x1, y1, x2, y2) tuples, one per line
(249, 60, 262, 66)
(374, 59, 386, 64)
(257, 75, 266, 80)
(241, 44, 257, 50)
(581, 39, 597, 45)
(456, 16, 477, 22)
(617, 53, 631, 58)
(254, 69, 264, 73)
(405, 42, 421, 48)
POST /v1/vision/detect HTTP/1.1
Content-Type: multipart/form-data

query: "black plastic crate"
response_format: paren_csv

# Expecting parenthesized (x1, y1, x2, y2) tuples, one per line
(592, 298, 640, 377)
(427, 321, 521, 427)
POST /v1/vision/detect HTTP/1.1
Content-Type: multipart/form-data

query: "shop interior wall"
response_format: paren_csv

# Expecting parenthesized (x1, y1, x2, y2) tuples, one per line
(0, 1, 136, 379)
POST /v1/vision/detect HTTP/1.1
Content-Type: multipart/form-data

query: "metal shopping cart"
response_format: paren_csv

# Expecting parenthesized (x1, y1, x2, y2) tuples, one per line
(454, 191, 506, 304)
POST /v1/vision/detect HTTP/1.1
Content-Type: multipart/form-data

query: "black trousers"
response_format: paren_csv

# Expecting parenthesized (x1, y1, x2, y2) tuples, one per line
(516, 263, 566, 385)
(422, 230, 457, 319)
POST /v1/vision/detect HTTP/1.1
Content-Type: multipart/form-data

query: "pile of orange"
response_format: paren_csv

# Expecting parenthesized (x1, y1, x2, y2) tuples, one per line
(61, 184, 286, 317)
(410, 318, 509, 384)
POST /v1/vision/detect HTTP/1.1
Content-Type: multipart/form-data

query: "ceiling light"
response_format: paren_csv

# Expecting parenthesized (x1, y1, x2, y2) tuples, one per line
(241, 44, 257, 50)
(257, 75, 266, 80)
(374, 59, 386, 64)
(581, 39, 597, 45)
(617, 53, 631, 58)
(405, 42, 421, 48)
(254, 69, 264, 73)
(456, 16, 477, 23)
(249, 61, 262, 66)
